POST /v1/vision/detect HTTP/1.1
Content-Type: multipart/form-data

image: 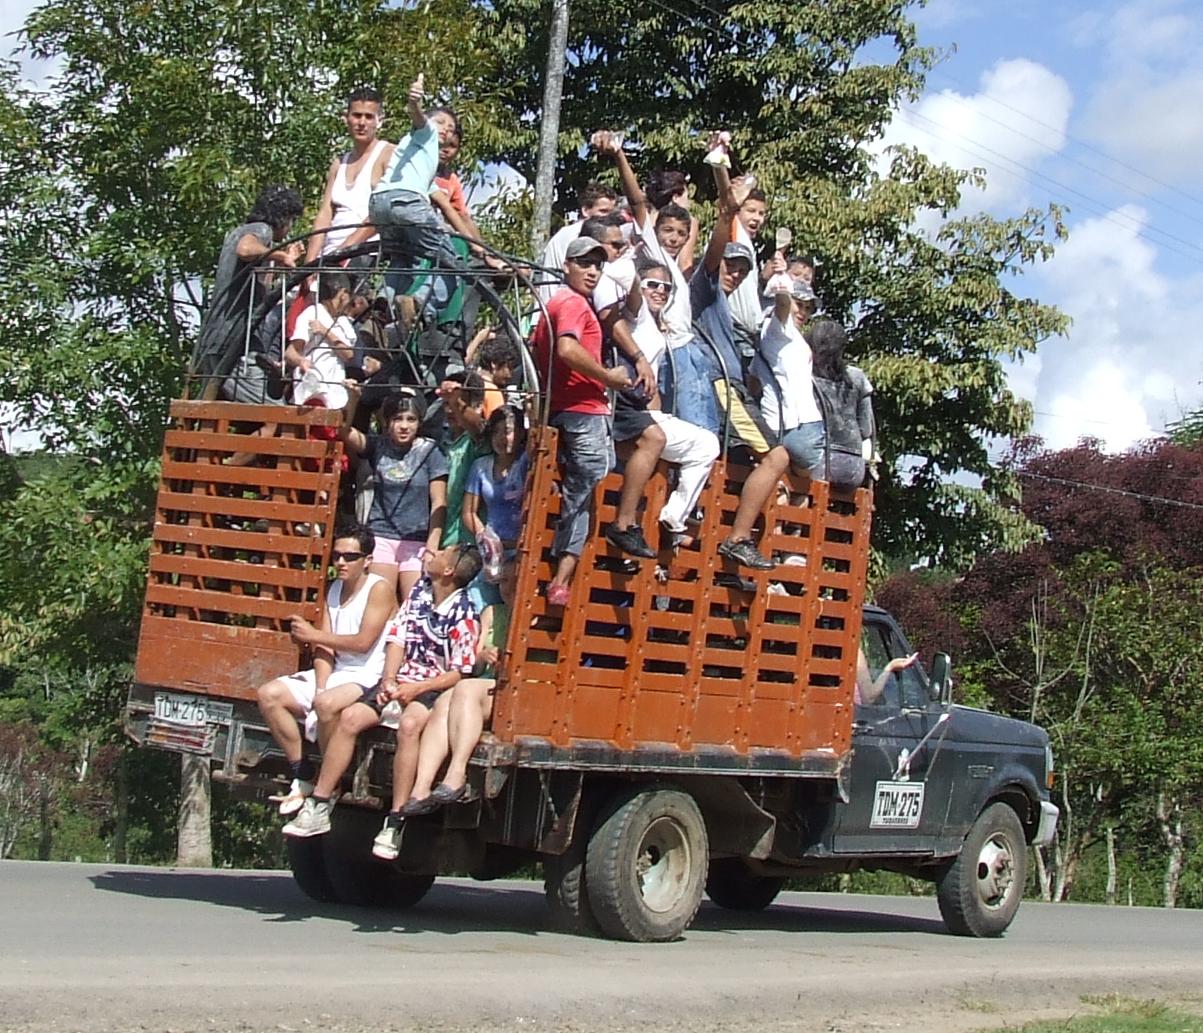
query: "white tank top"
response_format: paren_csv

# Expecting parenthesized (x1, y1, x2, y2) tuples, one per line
(324, 140, 387, 254)
(327, 571, 389, 681)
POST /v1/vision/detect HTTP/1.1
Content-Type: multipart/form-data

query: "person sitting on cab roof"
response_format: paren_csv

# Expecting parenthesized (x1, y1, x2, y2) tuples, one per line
(256, 524, 394, 821)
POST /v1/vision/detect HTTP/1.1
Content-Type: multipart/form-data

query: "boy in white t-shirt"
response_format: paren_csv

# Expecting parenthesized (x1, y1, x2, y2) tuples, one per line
(284, 271, 354, 409)
(756, 277, 823, 470)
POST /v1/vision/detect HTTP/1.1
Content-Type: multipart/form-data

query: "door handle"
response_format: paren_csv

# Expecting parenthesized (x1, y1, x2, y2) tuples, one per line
(851, 720, 870, 733)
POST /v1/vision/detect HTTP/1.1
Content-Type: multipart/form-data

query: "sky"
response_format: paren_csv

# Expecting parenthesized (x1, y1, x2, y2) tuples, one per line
(3, 0, 1202, 455)
(881, 0, 1203, 451)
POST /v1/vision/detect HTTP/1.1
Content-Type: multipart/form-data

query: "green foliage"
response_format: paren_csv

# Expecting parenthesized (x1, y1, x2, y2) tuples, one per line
(482, 0, 1064, 563)
(1, 0, 1071, 865)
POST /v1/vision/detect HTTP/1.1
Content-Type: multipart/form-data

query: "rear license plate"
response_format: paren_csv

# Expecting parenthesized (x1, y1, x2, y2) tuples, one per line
(870, 780, 925, 829)
(153, 692, 209, 727)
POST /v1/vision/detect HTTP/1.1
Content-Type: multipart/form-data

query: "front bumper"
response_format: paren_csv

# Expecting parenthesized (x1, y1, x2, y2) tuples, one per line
(1034, 800, 1059, 847)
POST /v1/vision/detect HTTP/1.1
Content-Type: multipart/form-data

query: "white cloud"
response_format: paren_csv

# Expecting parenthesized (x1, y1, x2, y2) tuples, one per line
(879, 58, 1073, 212)
(1025, 204, 1203, 450)
(2, 0, 60, 86)
(1077, 0, 1203, 183)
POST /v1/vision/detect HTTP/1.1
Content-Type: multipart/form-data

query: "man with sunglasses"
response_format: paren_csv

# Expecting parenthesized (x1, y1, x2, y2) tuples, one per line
(256, 524, 395, 822)
(532, 236, 634, 605)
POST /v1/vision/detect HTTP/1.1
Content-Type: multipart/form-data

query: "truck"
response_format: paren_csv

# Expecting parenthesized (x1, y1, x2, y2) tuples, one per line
(124, 254, 1058, 942)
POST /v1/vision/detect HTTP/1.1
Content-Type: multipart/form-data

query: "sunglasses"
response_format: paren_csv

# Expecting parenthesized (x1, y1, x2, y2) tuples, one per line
(605, 238, 628, 252)
(641, 278, 673, 293)
(331, 550, 366, 562)
(569, 256, 605, 270)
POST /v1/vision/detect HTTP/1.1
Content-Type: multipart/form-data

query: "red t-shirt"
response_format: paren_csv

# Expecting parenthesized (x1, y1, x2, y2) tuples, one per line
(433, 172, 467, 215)
(532, 288, 609, 415)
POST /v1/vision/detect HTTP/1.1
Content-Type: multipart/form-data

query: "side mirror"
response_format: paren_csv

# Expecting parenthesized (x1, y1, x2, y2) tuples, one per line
(930, 652, 952, 705)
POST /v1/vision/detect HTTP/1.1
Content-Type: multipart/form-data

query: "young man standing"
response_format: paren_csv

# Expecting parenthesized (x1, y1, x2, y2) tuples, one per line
(536, 181, 619, 302)
(689, 138, 791, 571)
(579, 215, 667, 560)
(256, 525, 394, 819)
(532, 236, 633, 603)
(305, 86, 394, 264)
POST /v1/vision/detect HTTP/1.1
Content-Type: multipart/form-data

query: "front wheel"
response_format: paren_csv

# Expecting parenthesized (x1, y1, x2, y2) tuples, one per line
(937, 802, 1027, 937)
(585, 786, 708, 942)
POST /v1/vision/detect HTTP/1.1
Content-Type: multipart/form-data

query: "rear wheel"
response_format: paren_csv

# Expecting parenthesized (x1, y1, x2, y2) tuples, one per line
(585, 786, 708, 942)
(286, 836, 338, 904)
(937, 802, 1027, 937)
(705, 858, 784, 912)
(544, 833, 600, 935)
(321, 808, 436, 910)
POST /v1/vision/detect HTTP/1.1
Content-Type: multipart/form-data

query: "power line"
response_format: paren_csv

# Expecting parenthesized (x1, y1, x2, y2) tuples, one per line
(927, 68, 1203, 213)
(922, 86, 1203, 232)
(897, 109, 1203, 269)
(1013, 469, 1203, 512)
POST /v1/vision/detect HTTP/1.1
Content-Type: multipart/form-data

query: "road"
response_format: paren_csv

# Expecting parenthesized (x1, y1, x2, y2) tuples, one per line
(2, 860, 1201, 1033)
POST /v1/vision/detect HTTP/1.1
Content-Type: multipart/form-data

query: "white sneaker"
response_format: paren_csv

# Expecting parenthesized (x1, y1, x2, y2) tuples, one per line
(282, 797, 332, 838)
(270, 778, 314, 816)
(372, 818, 400, 861)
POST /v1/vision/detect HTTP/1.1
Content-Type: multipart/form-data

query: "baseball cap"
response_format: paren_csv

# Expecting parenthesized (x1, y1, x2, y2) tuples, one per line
(565, 236, 608, 262)
(790, 279, 817, 303)
(721, 241, 755, 267)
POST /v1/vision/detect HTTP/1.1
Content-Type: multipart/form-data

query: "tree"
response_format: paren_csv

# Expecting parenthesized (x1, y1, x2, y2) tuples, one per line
(482, 0, 1067, 563)
(878, 438, 1203, 905)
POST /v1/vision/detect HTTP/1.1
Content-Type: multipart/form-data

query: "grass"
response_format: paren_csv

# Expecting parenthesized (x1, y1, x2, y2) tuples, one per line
(983, 997, 1203, 1033)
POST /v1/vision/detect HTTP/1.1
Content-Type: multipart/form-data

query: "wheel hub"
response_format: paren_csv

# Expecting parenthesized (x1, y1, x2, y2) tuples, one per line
(975, 834, 1014, 910)
(635, 816, 691, 913)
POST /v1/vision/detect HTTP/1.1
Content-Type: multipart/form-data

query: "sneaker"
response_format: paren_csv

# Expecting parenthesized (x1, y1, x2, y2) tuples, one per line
(605, 523, 656, 559)
(282, 797, 332, 838)
(371, 817, 400, 861)
(270, 778, 313, 817)
(718, 537, 776, 571)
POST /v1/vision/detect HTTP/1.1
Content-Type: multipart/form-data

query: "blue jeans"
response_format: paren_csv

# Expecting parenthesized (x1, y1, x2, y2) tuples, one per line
(550, 411, 614, 557)
(368, 188, 459, 314)
(782, 420, 825, 470)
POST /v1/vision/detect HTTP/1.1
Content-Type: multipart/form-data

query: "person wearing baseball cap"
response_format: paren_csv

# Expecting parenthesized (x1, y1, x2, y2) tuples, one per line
(674, 131, 791, 571)
(755, 273, 824, 474)
(531, 235, 633, 605)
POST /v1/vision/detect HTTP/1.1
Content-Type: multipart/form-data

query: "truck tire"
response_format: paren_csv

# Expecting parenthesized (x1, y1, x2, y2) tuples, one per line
(585, 786, 708, 942)
(321, 810, 435, 910)
(286, 836, 338, 904)
(937, 801, 1027, 937)
(543, 844, 600, 935)
(705, 858, 784, 912)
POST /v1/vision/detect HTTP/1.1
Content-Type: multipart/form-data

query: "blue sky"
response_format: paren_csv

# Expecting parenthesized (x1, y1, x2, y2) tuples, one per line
(3, 0, 1202, 454)
(886, 0, 1203, 451)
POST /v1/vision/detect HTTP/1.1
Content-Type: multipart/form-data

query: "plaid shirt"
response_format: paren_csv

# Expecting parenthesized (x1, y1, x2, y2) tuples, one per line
(385, 576, 479, 683)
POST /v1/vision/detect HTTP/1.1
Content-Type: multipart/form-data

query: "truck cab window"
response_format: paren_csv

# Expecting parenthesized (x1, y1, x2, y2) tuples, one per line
(857, 621, 929, 709)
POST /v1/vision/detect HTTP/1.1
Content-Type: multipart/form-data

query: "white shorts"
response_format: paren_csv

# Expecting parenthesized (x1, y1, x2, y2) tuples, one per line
(279, 668, 382, 742)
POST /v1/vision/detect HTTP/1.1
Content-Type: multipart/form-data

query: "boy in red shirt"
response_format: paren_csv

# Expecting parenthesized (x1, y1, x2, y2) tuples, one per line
(531, 237, 632, 605)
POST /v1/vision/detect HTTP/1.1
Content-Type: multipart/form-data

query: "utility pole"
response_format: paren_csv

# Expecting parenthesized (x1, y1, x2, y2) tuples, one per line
(530, 0, 570, 255)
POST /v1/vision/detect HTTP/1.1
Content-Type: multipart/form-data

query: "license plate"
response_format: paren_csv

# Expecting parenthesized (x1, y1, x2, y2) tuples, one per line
(870, 780, 925, 829)
(153, 692, 209, 727)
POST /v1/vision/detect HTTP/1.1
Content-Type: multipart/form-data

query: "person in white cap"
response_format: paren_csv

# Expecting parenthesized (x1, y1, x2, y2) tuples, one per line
(755, 276, 824, 471)
(531, 235, 633, 605)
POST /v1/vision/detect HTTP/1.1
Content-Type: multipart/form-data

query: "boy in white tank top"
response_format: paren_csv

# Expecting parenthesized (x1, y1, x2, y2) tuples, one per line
(255, 525, 396, 818)
(305, 86, 395, 264)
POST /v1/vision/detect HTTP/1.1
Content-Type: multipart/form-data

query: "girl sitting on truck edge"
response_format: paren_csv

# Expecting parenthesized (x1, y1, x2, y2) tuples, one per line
(378, 557, 517, 842)
(340, 388, 448, 601)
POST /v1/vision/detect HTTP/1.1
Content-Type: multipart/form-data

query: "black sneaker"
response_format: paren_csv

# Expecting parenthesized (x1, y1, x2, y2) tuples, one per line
(605, 523, 656, 560)
(718, 537, 776, 570)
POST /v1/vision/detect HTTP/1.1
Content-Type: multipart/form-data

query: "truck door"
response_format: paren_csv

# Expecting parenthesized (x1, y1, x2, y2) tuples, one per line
(830, 617, 950, 854)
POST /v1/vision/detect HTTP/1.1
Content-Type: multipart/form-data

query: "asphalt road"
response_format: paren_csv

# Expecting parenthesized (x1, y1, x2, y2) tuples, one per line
(2, 860, 1202, 1033)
